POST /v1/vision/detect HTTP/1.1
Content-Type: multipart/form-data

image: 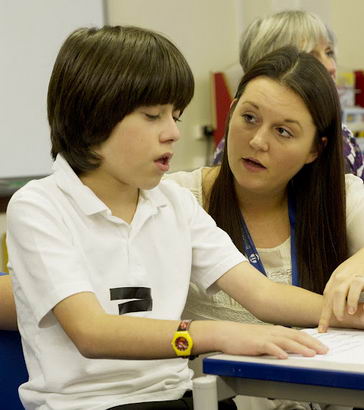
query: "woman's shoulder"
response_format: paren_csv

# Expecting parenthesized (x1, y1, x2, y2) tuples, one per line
(345, 173, 364, 191)
(345, 173, 364, 215)
(164, 167, 203, 189)
(164, 166, 220, 207)
(163, 167, 206, 205)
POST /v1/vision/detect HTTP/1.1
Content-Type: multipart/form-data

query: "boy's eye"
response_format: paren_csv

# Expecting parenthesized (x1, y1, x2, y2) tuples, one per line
(145, 113, 160, 120)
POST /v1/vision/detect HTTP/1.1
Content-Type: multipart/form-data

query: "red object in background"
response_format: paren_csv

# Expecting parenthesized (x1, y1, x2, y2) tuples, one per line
(211, 72, 232, 146)
(355, 71, 364, 107)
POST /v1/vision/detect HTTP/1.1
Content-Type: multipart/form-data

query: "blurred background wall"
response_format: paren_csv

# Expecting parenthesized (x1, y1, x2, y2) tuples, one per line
(106, 0, 364, 171)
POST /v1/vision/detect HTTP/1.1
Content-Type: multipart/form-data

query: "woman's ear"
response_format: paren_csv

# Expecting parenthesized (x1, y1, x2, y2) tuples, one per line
(230, 98, 238, 110)
(305, 136, 328, 164)
(317, 136, 328, 156)
(320, 136, 328, 149)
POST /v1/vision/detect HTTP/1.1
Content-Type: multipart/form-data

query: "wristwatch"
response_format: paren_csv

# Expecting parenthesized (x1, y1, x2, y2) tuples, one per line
(171, 320, 196, 359)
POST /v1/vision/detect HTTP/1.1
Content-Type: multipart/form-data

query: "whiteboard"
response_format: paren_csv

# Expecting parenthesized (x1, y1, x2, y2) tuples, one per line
(0, 0, 105, 178)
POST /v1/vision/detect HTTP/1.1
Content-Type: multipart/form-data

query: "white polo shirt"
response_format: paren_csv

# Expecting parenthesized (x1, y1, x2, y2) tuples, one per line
(7, 155, 245, 410)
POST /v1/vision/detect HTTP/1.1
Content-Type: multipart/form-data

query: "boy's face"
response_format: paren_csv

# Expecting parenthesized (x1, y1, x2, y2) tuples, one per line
(90, 104, 181, 192)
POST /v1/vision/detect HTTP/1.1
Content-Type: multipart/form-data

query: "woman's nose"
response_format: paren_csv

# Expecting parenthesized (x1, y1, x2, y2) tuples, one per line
(318, 54, 337, 80)
(249, 128, 269, 151)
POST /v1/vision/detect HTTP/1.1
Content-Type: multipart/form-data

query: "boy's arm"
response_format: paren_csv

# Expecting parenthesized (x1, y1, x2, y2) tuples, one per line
(0, 275, 17, 330)
(216, 261, 364, 330)
(53, 291, 327, 360)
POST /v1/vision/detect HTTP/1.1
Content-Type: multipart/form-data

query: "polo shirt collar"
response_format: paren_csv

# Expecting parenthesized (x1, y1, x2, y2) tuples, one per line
(52, 154, 167, 216)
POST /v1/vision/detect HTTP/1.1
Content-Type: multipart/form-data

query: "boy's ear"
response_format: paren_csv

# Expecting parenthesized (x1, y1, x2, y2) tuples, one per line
(305, 136, 328, 164)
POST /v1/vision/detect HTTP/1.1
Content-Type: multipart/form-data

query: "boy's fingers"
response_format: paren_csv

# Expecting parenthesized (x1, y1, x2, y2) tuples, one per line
(293, 332, 328, 354)
(279, 339, 317, 357)
(264, 343, 288, 360)
(265, 336, 327, 359)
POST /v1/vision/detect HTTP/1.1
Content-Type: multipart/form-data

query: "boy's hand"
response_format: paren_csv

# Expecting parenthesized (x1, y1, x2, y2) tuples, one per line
(216, 322, 328, 359)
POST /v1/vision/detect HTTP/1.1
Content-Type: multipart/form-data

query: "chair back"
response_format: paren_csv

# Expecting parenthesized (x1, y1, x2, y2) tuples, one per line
(1, 233, 9, 273)
(0, 330, 28, 409)
(0, 271, 28, 409)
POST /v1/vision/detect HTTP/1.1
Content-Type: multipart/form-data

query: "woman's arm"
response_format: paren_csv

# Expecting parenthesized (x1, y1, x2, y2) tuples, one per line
(0, 275, 17, 330)
(217, 261, 364, 330)
(319, 175, 364, 331)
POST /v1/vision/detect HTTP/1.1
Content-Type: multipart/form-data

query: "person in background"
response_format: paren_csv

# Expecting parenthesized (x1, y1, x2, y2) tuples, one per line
(7, 25, 357, 410)
(167, 46, 364, 410)
(213, 10, 364, 180)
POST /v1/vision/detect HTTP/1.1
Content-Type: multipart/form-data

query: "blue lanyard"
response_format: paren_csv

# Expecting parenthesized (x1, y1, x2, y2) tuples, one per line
(240, 195, 299, 286)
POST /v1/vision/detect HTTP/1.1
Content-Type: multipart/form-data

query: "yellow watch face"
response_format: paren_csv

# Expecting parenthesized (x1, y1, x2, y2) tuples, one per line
(171, 331, 193, 356)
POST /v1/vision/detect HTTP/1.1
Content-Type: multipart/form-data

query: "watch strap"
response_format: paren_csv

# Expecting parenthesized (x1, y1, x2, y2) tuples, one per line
(171, 320, 198, 360)
(177, 319, 193, 332)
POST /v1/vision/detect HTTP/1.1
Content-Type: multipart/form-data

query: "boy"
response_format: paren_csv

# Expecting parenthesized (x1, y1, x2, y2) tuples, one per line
(6, 25, 357, 410)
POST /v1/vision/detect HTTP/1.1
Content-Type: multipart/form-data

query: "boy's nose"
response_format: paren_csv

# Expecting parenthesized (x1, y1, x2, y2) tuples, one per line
(161, 119, 181, 143)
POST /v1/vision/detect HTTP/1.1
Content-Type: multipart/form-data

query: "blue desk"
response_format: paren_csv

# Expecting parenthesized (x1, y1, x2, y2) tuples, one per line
(192, 353, 364, 409)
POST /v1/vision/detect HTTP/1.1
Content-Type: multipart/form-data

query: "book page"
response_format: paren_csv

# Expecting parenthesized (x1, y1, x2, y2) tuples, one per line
(292, 328, 364, 364)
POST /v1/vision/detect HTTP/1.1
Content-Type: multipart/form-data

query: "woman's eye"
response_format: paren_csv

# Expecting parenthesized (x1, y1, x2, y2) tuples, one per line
(277, 127, 293, 138)
(242, 113, 256, 124)
(326, 48, 335, 58)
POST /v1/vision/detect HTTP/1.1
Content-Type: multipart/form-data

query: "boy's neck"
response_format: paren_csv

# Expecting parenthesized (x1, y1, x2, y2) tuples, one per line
(80, 173, 139, 224)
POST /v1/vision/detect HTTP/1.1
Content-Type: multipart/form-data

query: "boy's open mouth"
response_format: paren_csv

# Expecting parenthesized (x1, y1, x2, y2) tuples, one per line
(154, 153, 173, 171)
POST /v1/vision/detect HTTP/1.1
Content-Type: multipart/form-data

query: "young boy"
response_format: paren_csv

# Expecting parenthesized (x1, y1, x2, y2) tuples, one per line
(5, 25, 359, 410)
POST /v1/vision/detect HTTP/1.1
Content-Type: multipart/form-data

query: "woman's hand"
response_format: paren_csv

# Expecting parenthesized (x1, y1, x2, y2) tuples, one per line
(319, 248, 364, 332)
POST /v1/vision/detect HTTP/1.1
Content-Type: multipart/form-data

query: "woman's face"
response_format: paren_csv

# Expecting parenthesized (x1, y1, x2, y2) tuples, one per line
(310, 39, 336, 79)
(227, 76, 319, 199)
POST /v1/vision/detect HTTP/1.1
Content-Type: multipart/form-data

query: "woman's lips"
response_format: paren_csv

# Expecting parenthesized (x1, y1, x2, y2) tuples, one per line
(242, 157, 266, 171)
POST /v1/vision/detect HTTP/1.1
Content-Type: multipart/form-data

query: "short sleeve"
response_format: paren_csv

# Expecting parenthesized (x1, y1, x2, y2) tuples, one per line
(346, 174, 364, 254)
(185, 188, 246, 291)
(7, 186, 94, 325)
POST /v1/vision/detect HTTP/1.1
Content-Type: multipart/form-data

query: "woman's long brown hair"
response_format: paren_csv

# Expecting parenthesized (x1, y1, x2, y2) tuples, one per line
(209, 47, 347, 294)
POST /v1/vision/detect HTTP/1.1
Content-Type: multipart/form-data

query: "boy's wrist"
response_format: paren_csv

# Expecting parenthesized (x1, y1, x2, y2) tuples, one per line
(189, 320, 226, 355)
(171, 320, 197, 359)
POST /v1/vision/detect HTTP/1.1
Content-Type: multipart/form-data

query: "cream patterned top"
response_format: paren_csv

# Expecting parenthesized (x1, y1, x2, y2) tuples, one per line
(165, 168, 364, 324)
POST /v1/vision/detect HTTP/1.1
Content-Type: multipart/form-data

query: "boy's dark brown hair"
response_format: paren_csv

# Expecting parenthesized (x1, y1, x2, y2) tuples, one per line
(209, 46, 347, 294)
(47, 25, 194, 174)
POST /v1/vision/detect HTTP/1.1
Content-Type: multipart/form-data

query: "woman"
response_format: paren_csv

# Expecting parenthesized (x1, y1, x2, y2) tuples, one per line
(167, 46, 364, 409)
(213, 10, 364, 180)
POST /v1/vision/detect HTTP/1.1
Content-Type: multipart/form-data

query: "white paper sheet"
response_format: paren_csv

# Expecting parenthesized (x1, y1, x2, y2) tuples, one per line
(292, 328, 364, 363)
